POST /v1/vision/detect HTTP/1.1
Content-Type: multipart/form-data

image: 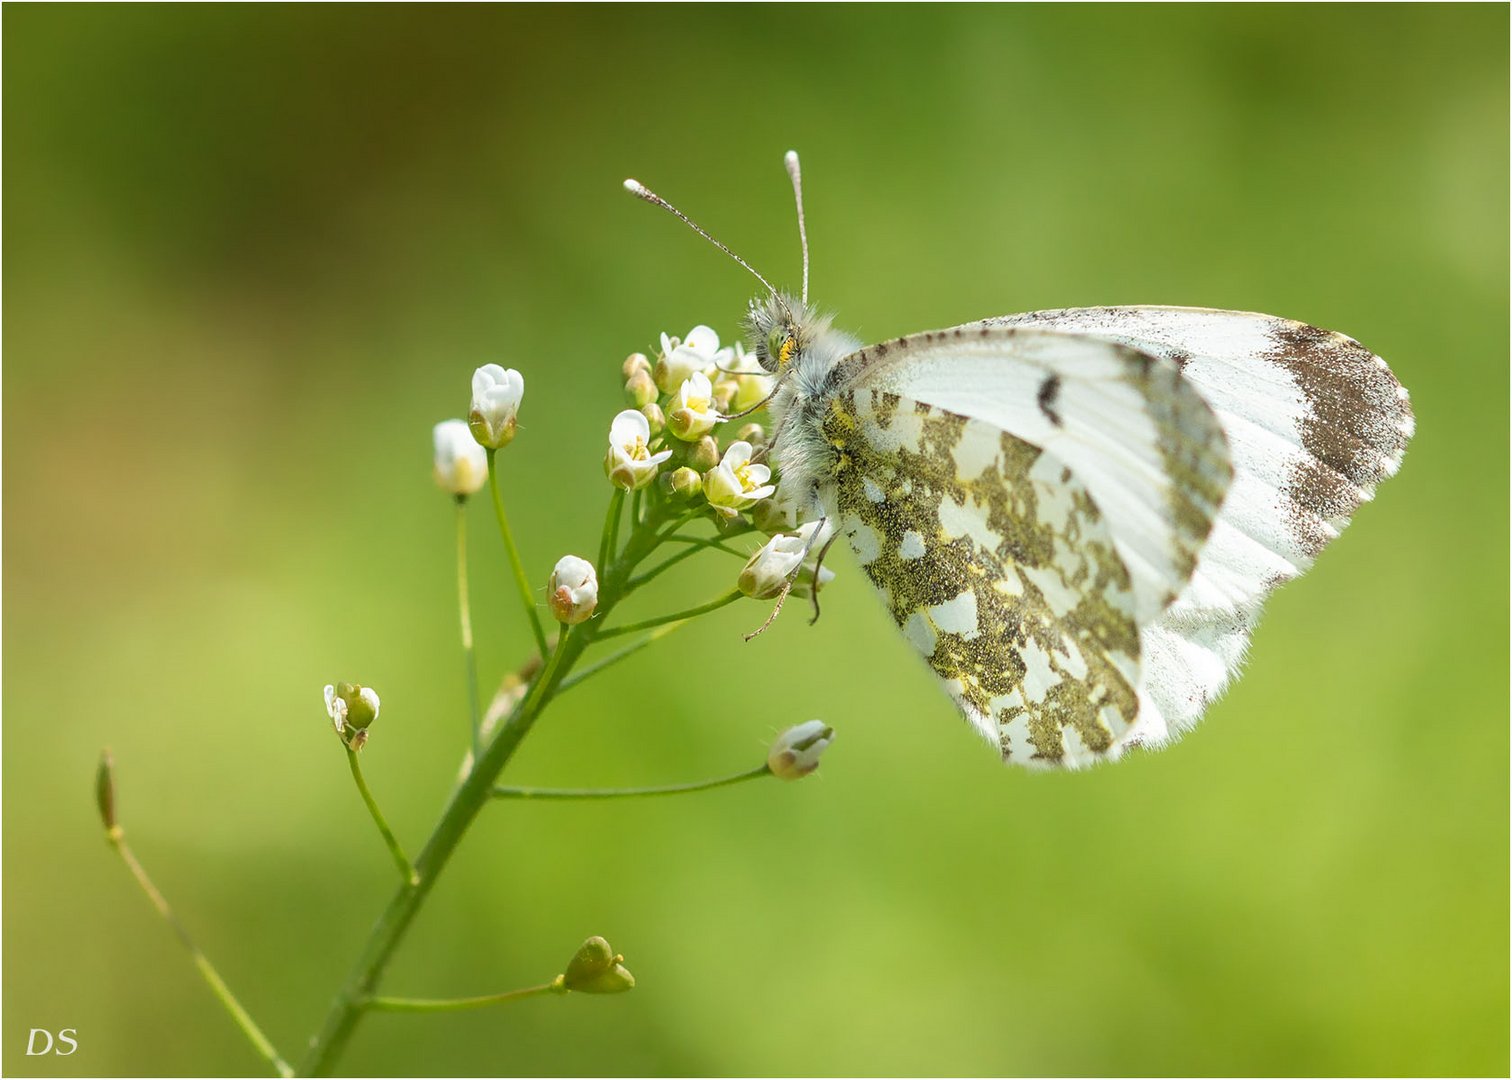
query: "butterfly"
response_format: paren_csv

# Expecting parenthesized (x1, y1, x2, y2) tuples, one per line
(626, 152, 1413, 769)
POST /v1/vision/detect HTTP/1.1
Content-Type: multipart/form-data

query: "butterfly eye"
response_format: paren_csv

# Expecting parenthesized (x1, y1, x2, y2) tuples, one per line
(767, 329, 797, 369)
(766, 328, 788, 365)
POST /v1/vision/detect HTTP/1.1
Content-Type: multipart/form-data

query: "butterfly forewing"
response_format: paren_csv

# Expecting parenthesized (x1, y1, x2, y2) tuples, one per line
(825, 389, 1145, 766)
(831, 328, 1234, 630)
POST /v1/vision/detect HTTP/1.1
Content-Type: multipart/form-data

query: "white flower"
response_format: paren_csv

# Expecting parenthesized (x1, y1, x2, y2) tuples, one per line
(739, 532, 808, 599)
(738, 520, 835, 599)
(767, 720, 834, 780)
(667, 371, 719, 441)
(548, 555, 599, 625)
(325, 682, 381, 749)
(728, 342, 775, 413)
(469, 365, 524, 449)
(604, 409, 672, 490)
(433, 419, 488, 496)
(655, 324, 732, 393)
(703, 440, 775, 515)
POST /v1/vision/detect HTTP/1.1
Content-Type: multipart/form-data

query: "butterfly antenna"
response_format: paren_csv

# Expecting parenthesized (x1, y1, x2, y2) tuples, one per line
(784, 150, 809, 305)
(623, 178, 781, 298)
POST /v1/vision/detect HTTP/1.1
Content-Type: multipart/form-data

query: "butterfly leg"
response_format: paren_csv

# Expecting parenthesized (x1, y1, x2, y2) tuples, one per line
(743, 515, 828, 641)
(742, 579, 792, 642)
(807, 527, 840, 626)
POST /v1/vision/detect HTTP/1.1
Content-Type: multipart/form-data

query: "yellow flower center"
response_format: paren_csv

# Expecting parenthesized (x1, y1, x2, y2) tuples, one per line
(687, 395, 710, 413)
(626, 436, 650, 461)
(734, 462, 757, 491)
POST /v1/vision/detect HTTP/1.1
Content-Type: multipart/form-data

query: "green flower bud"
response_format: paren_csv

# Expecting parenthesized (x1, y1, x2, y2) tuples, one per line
(750, 497, 794, 534)
(562, 936, 635, 994)
(622, 352, 650, 379)
(625, 369, 657, 408)
(640, 402, 666, 436)
(96, 750, 119, 839)
(667, 466, 703, 500)
(690, 435, 721, 472)
(735, 422, 767, 449)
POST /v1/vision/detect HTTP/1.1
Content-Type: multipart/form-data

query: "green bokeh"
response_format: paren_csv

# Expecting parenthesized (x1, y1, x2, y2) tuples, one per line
(5, 5, 1506, 1076)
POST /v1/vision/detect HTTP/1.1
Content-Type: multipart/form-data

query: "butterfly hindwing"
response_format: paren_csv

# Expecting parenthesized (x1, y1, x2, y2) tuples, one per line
(966, 308, 1414, 744)
(824, 388, 1147, 767)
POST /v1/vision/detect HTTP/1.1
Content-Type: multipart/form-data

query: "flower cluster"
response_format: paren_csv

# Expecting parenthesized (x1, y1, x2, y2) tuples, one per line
(604, 326, 775, 500)
(596, 322, 838, 609)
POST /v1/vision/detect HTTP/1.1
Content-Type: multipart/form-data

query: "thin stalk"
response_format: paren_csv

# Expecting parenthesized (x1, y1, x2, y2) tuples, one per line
(346, 749, 418, 887)
(493, 765, 770, 801)
(456, 498, 481, 757)
(628, 535, 751, 590)
(298, 505, 673, 1077)
(363, 982, 561, 1012)
(108, 832, 293, 1078)
(554, 620, 691, 696)
(660, 534, 752, 557)
(595, 589, 743, 640)
(487, 449, 550, 660)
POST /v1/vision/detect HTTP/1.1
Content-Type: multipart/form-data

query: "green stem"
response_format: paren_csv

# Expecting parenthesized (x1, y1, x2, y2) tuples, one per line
(598, 489, 625, 572)
(346, 749, 418, 887)
(363, 981, 561, 1012)
(456, 498, 481, 758)
(595, 589, 743, 640)
(554, 620, 692, 696)
(298, 506, 674, 1077)
(494, 765, 770, 801)
(628, 535, 751, 589)
(109, 832, 293, 1077)
(487, 449, 550, 660)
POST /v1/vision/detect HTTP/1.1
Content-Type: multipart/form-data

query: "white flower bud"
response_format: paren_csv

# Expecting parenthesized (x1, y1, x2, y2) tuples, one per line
(548, 555, 598, 625)
(469, 365, 524, 449)
(767, 720, 834, 780)
(622, 352, 651, 379)
(703, 440, 775, 515)
(667, 371, 719, 441)
(433, 419, 488, 496)
(605, 409, 672, 491)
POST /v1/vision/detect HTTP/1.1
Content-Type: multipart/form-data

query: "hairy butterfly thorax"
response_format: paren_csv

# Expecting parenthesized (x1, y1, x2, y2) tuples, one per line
(744, 291, 860, 519)
(625, 152, 1412, 770)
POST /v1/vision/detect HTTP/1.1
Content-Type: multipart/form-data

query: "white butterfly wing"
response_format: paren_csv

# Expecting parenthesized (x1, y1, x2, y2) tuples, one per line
(972, 307, 1413, 743)
(834, 328, 1233, 626)
(827, 309, 1411, 756)
(815, 329, 1231, 767)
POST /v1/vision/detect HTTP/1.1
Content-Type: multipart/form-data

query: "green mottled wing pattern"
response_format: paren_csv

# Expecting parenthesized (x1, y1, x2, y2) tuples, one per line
(823, 388, 1142, 767)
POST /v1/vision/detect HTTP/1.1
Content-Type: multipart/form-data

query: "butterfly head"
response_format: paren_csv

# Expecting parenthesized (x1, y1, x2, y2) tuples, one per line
(745, 291, 833, 374)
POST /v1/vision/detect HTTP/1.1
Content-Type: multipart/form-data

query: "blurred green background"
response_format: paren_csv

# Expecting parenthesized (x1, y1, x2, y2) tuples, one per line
(5, 5, 1506, 1077)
